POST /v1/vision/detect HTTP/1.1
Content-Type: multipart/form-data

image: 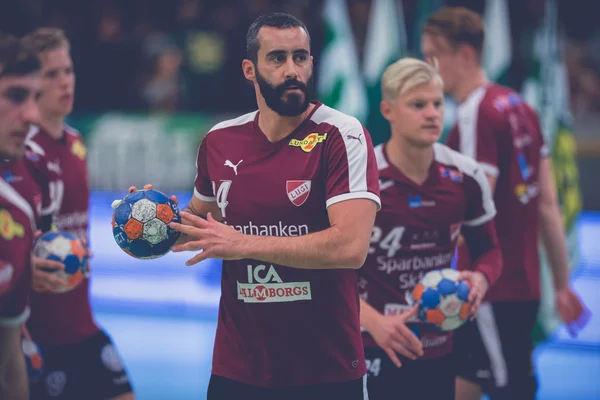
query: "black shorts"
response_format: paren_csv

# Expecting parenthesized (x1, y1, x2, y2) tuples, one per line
(454, 301, 539, 399)
(30, 329, 133, 400)
(207, 374, 368, 400)
(364, 347, 455, 400)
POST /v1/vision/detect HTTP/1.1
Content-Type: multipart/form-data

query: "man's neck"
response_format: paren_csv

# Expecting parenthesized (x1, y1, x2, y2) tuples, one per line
(386, 136, 434, 186)
(256, 98, 315, 143)
(453, 68, 488, 104)
(39, 114, 65, 140)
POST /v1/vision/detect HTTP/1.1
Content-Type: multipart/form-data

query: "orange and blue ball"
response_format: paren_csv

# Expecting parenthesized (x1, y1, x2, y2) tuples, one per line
(412, 268, 471, 331)
(112, 189, 181, 260)
(33, 230, 89, 292)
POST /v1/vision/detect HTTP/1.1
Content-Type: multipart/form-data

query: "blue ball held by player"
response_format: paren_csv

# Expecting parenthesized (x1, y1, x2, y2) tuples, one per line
(111, 189, 181, 260)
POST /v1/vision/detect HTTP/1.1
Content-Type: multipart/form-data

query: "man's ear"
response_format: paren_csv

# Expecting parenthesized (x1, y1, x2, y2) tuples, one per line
(242, 59, 255, 81)
(380, 100, 393, 122)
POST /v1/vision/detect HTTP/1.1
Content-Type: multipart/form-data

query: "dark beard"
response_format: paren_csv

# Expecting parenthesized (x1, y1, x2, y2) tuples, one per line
(256, 69, 313, 117)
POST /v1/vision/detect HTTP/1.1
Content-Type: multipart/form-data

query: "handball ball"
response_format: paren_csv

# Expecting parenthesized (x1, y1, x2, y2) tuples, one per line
(412, 268, 471, 331)
(32, 230, 88, 293)
(111, 189, 181, 260)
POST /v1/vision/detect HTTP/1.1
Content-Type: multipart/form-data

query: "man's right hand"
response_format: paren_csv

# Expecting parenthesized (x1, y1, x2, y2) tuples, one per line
(31, 256, 66, 293)
(369, 305, 424, 367)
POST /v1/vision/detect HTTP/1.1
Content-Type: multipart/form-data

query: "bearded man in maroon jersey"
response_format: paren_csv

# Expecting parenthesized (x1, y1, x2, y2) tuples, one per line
(132, 12, 380, 400)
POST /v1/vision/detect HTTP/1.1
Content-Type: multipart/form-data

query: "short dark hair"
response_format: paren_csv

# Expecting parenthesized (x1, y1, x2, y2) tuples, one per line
(21, 27, 71, 55)
(422, 7, 485, 59)
(246, 12, 310, 64)
(0, 32, 41, 78)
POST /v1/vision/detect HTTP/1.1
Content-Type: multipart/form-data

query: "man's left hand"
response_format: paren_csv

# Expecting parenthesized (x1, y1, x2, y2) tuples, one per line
(169, 212, 246, 266)
(458, 270, 489, 318)
(556, 287, 591, 337)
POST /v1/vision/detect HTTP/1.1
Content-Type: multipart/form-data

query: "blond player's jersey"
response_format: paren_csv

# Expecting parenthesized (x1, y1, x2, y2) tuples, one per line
(360, 143, 498, 358)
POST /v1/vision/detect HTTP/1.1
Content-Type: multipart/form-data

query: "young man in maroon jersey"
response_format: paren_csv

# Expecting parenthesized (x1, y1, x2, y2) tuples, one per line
(421, 7, 589, 400)
(0, 32, 41, 400)
(20, 29, 134, 400)
(132, 12, 380, 400)
(359, 57, 502, 400)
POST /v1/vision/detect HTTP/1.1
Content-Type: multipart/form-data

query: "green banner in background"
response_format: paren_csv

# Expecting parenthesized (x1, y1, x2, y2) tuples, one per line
(68, 113, 216, 192)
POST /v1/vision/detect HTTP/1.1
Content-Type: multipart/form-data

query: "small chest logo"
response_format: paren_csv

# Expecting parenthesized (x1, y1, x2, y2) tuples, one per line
(289, 133, 327, 153)
(0, 209, 24, 240)
(71, 140, 87, 160)
(439, 166, 463, 182)
(286, 180, 311, 207)
(224, 159, 243, 175)
(347, 133, 362, 144)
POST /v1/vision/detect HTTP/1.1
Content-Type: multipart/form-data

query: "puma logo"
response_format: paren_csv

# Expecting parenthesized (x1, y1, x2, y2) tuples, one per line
(379, 179, 394, 191)
(224, 159, 243, 175)
(347, 133, 362, 144)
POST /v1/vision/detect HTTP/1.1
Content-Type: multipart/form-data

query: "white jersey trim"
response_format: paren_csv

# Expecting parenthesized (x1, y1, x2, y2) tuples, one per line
(433, 143, 496, 227)
(208, 111, 258, 133)
(0, 306, 30, 327)
(477, 302, 509, 387)
(64, 124, 82, 138)
(311, 105, 380, 208)
(480, 163, 500, 178)
(457, 86, 492, 167)
(193, 187, 215, 202)
(373, 143, 389, 171)
(326, 191, 381, 209)
(25, 125, 45, 156)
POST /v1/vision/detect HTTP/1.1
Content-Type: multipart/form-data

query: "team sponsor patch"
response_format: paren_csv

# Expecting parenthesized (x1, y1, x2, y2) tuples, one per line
(0, 209, 24, 240)
(289, 133, 327, 152)
(286, 180, 311, 206)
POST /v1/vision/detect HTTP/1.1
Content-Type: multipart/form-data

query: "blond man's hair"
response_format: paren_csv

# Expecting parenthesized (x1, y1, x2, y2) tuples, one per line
(381, 57, 443, 101)
(21, 27, 70, 55)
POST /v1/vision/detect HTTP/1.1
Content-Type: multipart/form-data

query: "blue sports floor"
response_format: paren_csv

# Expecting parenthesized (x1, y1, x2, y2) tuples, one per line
(89, 192, 600, 399)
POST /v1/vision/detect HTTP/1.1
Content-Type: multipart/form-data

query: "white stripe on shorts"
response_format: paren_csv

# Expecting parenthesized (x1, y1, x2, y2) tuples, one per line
(362, 374, 369, 400)
(476, 302, 509, 387)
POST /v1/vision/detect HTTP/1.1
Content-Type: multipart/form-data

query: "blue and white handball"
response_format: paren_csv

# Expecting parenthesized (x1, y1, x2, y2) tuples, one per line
(111, 189, 181, 259)
(32, 230, 89, 292)
(412, 268, 471, 331)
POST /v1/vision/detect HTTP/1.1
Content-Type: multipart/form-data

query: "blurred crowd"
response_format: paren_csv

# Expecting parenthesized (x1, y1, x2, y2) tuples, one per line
(0, 0, 598, 135)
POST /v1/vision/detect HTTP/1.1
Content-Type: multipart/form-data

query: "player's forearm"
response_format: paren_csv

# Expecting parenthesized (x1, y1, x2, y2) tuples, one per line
(1, 356, 28, 400)
(462, 221, 503, 287)
(360, 298, 382, 334)
(539, 203, 570, 290)
(239, 226, 368, 270)
(0, 328, 29, 400)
